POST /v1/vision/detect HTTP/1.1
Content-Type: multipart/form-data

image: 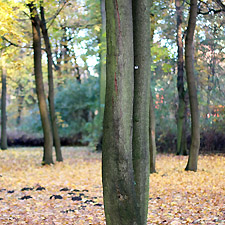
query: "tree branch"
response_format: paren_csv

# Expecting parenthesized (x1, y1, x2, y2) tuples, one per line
(47, 0, 69, 29)
(215, 0, 225, 11)
(198, 0, 225, 15)
(1, 36, 45, 51)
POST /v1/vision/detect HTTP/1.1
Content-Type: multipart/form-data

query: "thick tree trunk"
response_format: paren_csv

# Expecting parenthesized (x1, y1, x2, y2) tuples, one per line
(185, 0, 200, 171)
(40, 2, 63, 162)
(28, 2, 53, 165)
(176, 0, 187, 155)
(1, 53, 7, 150)
(132, 0, 151, 223)
(149, 90, 156, 173)
(102, 0, 140, 224)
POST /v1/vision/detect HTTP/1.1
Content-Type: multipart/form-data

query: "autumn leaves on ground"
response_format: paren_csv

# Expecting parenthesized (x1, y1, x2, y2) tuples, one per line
(0, 148, 224, 225)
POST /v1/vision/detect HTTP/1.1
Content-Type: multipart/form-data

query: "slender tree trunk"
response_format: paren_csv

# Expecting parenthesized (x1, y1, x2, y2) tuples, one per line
(102, 0, 140, 224)
(185, 0, 200, 171)
(100, 0, 106, 121)
(132, 0, 151, 223)
(96, 0, 106, 152)
(28, 2, 53, 165)
(16, 84, 24, 126)
(176, 0, 187, 155)
(40, 2, 63, 162)
(1, 53, 7, 150)
(149, 90, 156, 173)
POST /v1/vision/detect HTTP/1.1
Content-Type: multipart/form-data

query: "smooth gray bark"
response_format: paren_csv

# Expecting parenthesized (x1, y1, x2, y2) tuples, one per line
(185, 0, 200, 171)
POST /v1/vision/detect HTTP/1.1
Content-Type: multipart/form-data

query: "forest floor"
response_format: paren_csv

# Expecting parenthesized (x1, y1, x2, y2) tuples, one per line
(0, 147, 224, 224)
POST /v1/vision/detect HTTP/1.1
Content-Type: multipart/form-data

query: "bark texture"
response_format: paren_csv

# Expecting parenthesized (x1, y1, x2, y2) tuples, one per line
(185, 0, 200, 171)
(132, 0, 151, 223)
(28, 2, 53, 165)
(102, 0, 139, 224)
(1, 54, 7, 150)
(40, 2, 63, 162)
(149, 0, 157, 173)
(176, 0, 187, 155)
(149, 90, 156, 173)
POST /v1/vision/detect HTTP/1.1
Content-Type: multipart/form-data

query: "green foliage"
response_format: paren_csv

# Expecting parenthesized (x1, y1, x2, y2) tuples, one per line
(55, 76, 100, 144)
(151, 44, 173, 72)
(18, 106, 43, 135)
(17, 76, 100, 145)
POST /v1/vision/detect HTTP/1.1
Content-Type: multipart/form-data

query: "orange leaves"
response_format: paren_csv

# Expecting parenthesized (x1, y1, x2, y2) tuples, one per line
(0, 148, 224, 224)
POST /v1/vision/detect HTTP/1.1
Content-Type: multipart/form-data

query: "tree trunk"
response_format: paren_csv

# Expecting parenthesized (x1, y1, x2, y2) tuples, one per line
(100, 0, 106, 121)
(149, 0, 157, 173)
(40, 1, 63, 162)
(149, 90, 156, 173)
(103, 0, 151, 224)
(28, 2, 53, 165)
(102, 0, 139, 224)
(132, 0, 151, 223)
(176, 0, 187, 155)
(16, 84, 24, 126)
(1, 53, 7, 150)
(185, 0, 200, 171)
(96, 0, 106, 152)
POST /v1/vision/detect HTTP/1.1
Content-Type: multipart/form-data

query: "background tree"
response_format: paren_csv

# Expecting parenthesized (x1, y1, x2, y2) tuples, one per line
(185, 0, 200, 171)
(175, 0, 187, 155)
(1, 51, 7, 150)
(28, 1, 53, 165)
(0, 0, 27, 150)
(99, 0, 106, 122)
(1, 0, 224, 155)
(40, 0, 63, 162)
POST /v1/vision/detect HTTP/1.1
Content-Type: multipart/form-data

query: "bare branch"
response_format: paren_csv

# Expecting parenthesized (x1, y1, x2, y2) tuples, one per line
(1, 36, 45, 51)
(215, 0, 225, 11)
(47, 0, 69, 29)
(197, 0, 225, 15)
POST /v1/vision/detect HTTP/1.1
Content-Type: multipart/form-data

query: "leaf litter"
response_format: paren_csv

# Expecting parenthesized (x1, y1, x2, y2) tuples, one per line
(0, 147, 224, 224)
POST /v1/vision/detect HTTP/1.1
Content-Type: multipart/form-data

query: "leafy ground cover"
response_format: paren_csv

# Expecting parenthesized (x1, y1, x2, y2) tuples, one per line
(0, 147, 224, 224)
